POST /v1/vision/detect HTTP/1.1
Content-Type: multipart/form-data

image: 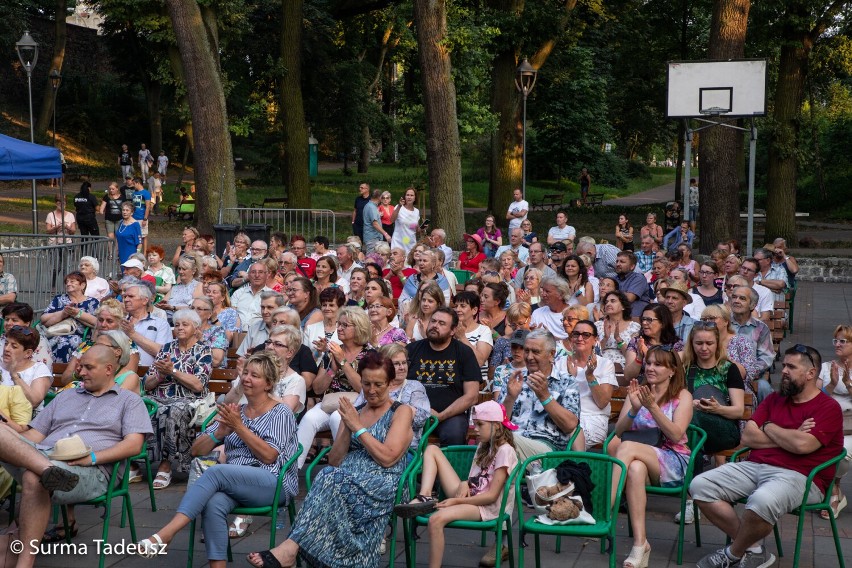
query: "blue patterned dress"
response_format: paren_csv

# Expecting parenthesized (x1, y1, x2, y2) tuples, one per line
(43, 295, 100, 363)
(290, 402, 406, 568)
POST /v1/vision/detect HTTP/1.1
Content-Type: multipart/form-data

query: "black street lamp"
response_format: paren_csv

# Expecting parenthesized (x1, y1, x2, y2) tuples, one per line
(515, 58, 537, 201)
(16, 31, 39, 234)
(50, 69, 62, 147)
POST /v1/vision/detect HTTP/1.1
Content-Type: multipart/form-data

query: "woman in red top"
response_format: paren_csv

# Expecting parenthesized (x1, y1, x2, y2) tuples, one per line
(458, 234, 486, 272)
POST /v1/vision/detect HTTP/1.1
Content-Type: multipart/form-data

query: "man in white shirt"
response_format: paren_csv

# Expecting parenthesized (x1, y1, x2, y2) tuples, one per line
(429, 229, 454, 268)
(120, 284, 171, 367)
(138, 143, 153, 183)
(495, 228, 530, 264)
(738, 259, 773, 322)
(505, 188, 529, 230)
(546, 210, 576, 245)
(236, 292, 286, 357)
(231, 262, 274, 327)
(335, 244, 362, 286)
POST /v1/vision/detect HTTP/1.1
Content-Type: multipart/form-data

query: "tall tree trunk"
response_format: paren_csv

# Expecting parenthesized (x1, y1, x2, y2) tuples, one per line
(487, 0, 578, 222)
(358, 126, 370, 173)
(164, 0, 236, 232)
(697, 0, 749, 254)
(763, 0, 846, 244)
(34, 0, 68, 142)
(142, 79, 163, 154)
(413, 0, 464, 247)
(488, 48, 522, 218)
(280, 0, 311, 208)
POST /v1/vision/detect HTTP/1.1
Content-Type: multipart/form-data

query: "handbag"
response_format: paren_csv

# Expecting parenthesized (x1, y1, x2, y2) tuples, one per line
(320, 391, 359, 414)
(41, 318, 80, 338)
(189, 392, 217, 427)
(526, 467, 573, 517)
(188, 451, 221, 487)
(621, 427, 665, 447)
(688, 366, 740, 453)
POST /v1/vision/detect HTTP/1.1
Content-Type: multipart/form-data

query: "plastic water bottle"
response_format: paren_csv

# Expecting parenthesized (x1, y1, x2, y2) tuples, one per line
(275, 507, 286, 530)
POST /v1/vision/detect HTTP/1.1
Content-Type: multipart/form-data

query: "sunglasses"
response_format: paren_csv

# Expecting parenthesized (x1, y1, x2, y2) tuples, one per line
(693, 321, 717, 330)
(793, 344, 816, 368)
(9, 325, 33, 335)
(647, 344, 674, 353)
(640, 317, 659, 323)
(833, 338, 849, 346)
(570, 331, 594, 340)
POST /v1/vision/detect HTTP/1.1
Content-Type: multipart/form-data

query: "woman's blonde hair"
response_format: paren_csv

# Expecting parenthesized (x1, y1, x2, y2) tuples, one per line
(338, 306, 372, 345)
(95, 298, 126, 320)
(700, 303, 734, 334)
(506, 302, 532, 326)
(681, 324, 729, 373)
(244, 351, 281, 391)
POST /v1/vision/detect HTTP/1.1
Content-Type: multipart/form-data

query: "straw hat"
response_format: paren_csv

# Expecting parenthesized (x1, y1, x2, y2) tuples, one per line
(662, 281, 693, 304)
(48, 435, 92, 461)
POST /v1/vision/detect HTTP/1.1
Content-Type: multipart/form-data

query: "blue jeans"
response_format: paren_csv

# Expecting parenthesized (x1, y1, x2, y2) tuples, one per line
(177, 464, 288, 560)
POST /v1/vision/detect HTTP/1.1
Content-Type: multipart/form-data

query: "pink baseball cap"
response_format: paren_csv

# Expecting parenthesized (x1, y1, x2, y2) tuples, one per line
(472, 401, 518, 431)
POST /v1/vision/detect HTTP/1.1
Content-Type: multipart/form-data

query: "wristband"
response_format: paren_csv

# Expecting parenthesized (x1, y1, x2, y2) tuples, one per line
(77, 309, 83, 319)
(627, 410, 637, 419)
(588, 380, 599, 386)
(354, 428, 368, 439)
(90, 451, 97, 465)
(540, 396, 553, 407)
(209, 432, 221, 445)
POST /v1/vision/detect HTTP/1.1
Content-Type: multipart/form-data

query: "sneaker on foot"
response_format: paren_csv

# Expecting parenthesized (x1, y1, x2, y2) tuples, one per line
(674, 500, 699, 524)
(696, 548, 740, 568)
(738, 547, 776, 568)
(379, 537, 386, 555)
(479, 544, 509, 567)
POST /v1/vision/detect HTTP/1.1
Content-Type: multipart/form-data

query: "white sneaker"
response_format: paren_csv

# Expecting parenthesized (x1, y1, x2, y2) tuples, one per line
(379, 537, 386, 555)
(674, 500, 699, 524)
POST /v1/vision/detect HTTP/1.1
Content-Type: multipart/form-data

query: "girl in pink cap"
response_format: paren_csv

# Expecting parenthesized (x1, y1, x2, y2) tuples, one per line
(394, 400, 519, 568)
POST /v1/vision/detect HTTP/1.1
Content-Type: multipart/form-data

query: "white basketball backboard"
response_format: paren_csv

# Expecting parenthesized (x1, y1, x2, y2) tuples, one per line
(666, 59, 767, 118)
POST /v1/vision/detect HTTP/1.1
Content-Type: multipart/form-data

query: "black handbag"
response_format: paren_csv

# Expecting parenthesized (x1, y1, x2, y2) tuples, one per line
(621, 427, 665, 447)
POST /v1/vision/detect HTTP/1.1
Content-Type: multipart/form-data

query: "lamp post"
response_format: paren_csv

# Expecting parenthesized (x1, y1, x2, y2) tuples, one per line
(50, 69, 62, 147)
(515, 58, 538, 202)
(16, 31, 39, 234)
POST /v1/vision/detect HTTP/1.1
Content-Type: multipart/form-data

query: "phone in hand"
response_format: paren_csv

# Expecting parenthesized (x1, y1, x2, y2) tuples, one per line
(420, 219, 430, 229)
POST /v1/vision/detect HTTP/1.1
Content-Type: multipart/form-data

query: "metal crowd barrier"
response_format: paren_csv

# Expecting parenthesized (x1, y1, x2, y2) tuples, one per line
(0, 234, 118, 312)
(224, 208, 337, 244)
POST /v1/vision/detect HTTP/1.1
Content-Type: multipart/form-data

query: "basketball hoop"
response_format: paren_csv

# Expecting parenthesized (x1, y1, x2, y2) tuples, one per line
(700, 107, 727, 117)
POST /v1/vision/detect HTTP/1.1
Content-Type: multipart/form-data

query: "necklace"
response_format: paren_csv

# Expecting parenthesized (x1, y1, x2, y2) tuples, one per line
(374, 324, 391, 339)
(117, 221, 133, 234)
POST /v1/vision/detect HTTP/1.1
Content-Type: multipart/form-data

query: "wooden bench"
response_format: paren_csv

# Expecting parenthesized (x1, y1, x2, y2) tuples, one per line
(251, 197, 288, 209)
(532, 194, 566, 211)
(209, 368, 239, 394)
(584, 193, 605, 207)
(65, 164, 90, 181)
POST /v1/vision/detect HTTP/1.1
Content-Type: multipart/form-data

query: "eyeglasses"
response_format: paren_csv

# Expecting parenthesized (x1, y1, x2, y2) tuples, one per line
(640, 317, 659, 323)
(833, 338, 849, 346)
(570, 331, 594, 340)
(562, 316, 579, 325)
(9, 325, 33, 335)
(793, 344, 816, 368)
(367, 304, 384, 310)
(266, 340, 288, 349)
(336, 322, 354, 329)
(700, 316, 719, 322)
(724, 284, 736, 290)
(251, 247, 267, 252)
(698, 270, 716, 276)
(693, 321, 717, 330)
(740, 267, 755, 274)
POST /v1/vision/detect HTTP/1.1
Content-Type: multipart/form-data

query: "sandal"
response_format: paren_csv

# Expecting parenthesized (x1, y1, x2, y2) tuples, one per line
(623, 541, 651, 568)
(42, 521, 77, 543)
(152, 471, 172, 490)
(393, 495, 437, 519)
(137, 534, 167, 558)
(128, 467, 143, 484)
(229, 515, 253, 538)
(247, 549, 293, 568)
(821, 493, 847, 520)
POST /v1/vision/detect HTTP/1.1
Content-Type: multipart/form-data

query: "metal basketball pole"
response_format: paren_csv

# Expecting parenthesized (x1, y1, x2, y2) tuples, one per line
(682, 123, 693, 222)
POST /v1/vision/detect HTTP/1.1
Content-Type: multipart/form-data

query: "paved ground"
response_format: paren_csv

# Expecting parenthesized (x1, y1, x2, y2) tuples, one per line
(2, 280, 849, 567)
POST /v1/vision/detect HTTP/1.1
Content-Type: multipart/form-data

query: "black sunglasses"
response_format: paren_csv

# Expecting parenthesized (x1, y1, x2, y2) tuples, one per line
(9, 325, 33, 336)
(647, 344, 674, 353)
(570, 331, 594, 339)
(693, 321, 717, 330)
(793, 344, 816, 368)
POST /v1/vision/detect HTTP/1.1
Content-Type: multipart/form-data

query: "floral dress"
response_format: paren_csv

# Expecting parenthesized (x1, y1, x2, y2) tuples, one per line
(595, 320, 641, 367)
(146, 340, 212, 473)
(215, 307, 240, 334)
(201, 324, 229, 368)
(375, 327, 408, 347)
(726, 335, 761, 396)
(290, 402, 407, 568)
(628, 398, 690, 488)
(43, 295, 100, 363)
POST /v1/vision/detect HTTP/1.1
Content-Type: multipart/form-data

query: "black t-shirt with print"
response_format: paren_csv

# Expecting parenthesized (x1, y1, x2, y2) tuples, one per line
(406, 338, 481, 412)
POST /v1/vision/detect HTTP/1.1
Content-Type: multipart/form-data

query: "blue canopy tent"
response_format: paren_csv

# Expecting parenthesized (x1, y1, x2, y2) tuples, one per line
(0, 133, 61, 180)
(0, 133, 62, 233)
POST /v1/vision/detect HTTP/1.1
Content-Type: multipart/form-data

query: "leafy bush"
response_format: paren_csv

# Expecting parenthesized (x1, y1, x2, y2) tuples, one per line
(627, 160, 651, 179)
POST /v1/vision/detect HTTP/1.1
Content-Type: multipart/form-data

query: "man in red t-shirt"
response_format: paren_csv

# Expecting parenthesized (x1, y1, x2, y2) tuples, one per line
(290, 237, 316, 279)
(691, 344, 843, 568)
(384, 247, 417, 299)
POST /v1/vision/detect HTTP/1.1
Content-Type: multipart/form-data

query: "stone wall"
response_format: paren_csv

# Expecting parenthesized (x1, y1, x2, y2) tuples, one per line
(796, 257, 852, 283)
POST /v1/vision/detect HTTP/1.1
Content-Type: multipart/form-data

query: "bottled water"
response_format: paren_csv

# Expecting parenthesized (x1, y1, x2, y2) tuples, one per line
(276, 507, 286, 529)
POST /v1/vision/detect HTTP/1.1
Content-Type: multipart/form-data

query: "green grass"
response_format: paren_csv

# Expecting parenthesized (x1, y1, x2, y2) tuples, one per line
(236, 163, 682, 213)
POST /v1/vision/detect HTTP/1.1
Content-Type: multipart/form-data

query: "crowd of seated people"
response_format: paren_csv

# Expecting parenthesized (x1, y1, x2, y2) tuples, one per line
(0, 190, 835, 568)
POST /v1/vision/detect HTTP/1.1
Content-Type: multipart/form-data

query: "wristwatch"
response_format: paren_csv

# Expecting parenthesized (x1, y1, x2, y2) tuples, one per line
(760, 420, 772, 432)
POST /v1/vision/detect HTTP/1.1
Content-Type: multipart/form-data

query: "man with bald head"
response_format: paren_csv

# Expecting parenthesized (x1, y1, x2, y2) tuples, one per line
(0, 345, 152, 567)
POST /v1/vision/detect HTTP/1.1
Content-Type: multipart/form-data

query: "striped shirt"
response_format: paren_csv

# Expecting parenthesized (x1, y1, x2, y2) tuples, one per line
(203, 403, 299, 498)
(30, 384, 152, 476)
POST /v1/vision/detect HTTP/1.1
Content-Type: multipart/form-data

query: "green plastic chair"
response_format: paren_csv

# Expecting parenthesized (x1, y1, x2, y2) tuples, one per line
(185, 443, 303, 568)
(59, 459, 135, 568)
(604, 423, 707, 565)
(449, 268, 474, 286)
(120, 397, 158, 526)
(728, 446, 847, 568)
(516, 451, 626, 568)
(304, 415, 440, 568)
(402, 445, 521, 568)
